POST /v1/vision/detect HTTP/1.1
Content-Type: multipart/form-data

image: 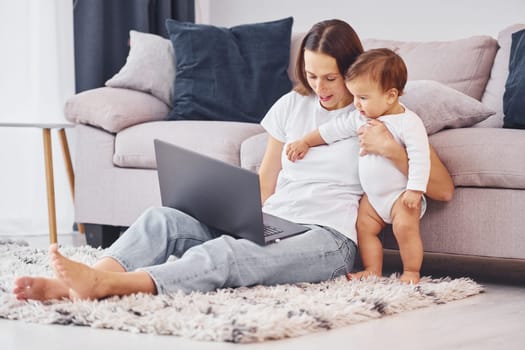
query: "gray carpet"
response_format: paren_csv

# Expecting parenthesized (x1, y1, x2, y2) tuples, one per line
(0, 239, 484, 343)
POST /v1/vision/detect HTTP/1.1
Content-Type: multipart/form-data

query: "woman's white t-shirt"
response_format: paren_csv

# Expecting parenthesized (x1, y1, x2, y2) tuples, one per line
(260, 91, 363, 243)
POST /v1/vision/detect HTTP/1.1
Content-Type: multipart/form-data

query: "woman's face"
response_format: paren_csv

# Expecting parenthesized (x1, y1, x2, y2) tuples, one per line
(304, 50, 352, 111)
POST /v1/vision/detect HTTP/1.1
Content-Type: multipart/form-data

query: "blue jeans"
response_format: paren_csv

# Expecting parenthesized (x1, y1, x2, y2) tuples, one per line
(103, 207, 357, 294)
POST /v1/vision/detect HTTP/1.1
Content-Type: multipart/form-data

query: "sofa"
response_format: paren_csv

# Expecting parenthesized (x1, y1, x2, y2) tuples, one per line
(65, 22, 525, 281)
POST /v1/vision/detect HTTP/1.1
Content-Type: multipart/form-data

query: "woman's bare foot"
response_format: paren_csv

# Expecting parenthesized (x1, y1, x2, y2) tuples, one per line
(400, 270, 420, 284)
(346, 269, 380, 280)
(49, 243, 109, 300)
(13, 276, 69, 301)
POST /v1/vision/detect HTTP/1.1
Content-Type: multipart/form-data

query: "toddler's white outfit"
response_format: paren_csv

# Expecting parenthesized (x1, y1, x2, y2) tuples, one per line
(319, 105, 430, 223)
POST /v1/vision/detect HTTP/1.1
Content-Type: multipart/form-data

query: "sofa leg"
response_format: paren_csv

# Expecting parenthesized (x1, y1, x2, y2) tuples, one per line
(83, 224, 122, 248)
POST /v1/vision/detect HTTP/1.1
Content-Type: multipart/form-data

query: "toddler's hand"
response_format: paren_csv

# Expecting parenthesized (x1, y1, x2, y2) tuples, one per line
(286, 140, 310, 162)
(402, 190, 423, 209)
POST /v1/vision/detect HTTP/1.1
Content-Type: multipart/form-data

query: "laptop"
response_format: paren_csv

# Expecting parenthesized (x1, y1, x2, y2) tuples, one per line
(154, 139, 309, 245)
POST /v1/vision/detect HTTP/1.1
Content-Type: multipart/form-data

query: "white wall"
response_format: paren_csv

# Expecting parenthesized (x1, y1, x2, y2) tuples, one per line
(196, 0, 524, 40)
(0, 0, 76, 235)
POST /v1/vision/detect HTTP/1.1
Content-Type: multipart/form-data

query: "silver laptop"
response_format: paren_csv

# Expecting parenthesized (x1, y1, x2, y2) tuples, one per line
(154, 139, 309, 245)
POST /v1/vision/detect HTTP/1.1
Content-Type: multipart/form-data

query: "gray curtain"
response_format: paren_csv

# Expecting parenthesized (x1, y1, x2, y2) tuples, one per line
(73, 0, 194, 93)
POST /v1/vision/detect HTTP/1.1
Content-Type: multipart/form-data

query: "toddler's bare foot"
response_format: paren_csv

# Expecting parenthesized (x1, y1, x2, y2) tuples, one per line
(400, 271, 420, 284)
(347, 269, 380, 281)
(49, 244, 108, 300)
(13, 276, 69, 301)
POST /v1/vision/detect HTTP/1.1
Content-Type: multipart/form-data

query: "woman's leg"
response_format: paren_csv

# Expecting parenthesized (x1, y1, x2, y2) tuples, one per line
(13, 207, 218, 301)
(12, 276, 68, 301)
(100, 207, 219, 272)
(47, 225, 357, 299)
(50, 244, 157, 299)
(141, 225, 357, 294)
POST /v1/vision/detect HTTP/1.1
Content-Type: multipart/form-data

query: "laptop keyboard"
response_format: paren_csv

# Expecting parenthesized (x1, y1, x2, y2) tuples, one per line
(263, 224, 284, 237)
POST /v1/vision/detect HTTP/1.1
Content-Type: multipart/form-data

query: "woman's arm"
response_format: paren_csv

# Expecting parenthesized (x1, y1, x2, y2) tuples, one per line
(426, 146, 455, 201)
(358, 119, 454, 201)
(258, 135, 284, 204)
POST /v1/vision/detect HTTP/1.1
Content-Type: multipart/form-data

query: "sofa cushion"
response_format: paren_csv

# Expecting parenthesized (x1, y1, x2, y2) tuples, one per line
(363, 35, 498, 100)
(114, 120, 264, 169)
(242, 128, 525, 190)
(478, 24, 525, 128)
(165, 17, 293, 124)
(503, 29, 525, 129)
(429, 128, 525, 189)
(105, 30, 175, 107)
(64, 87, 169, 133)
(400, 80, 494, 135)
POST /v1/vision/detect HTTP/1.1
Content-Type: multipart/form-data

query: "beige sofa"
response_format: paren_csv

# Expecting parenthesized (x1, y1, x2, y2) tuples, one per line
(65, 24, 525, 279)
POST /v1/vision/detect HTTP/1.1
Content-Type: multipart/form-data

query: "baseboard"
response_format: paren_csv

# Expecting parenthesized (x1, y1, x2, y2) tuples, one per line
(383, 249, 525, 286)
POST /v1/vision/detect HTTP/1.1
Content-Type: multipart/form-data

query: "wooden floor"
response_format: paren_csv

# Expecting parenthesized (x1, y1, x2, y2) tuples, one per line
(1, 233, 524, 350)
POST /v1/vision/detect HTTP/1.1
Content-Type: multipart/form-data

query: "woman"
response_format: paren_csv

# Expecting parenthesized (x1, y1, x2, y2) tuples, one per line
(13, 19, 453, 301)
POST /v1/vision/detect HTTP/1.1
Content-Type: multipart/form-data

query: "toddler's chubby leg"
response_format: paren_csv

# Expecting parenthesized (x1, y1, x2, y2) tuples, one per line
(390, 198, 424, 284)
(348, 194, 386, 280)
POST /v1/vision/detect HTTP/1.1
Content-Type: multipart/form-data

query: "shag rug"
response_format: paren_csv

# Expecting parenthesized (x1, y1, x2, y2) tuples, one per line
(0, 239, 483, 343)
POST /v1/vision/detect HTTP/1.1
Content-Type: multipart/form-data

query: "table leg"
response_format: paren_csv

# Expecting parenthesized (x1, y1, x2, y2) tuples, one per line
(58, 129, 85, 234)
(43, 128, 58, 244)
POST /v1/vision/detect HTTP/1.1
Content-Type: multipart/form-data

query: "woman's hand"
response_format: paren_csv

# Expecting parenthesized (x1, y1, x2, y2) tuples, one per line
(357, 119, 402, 157)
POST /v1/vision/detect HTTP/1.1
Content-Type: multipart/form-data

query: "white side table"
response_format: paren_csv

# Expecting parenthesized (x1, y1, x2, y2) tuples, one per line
(0, 121, 85, 243)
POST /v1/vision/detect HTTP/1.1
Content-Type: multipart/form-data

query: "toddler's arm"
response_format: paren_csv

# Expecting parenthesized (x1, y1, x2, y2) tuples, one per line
(404, 114, 431, 194)
(286, 129, 326, 162)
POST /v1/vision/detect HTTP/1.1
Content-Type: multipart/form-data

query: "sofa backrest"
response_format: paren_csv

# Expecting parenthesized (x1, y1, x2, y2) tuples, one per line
(286, 28, 525, 128)
(287, 33, 498, 97)
(362, 37, 498, 101)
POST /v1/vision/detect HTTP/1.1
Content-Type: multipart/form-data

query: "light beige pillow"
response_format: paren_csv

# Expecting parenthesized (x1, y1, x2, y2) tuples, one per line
(64, 87, 169, 133)
(106, 30, 175, 107)
(400, 80, 495, 135)
(363, 36, 498, 100)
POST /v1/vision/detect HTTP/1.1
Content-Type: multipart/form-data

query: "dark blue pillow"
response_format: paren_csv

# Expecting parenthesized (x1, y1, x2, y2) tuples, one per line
(503, 29, 525, 129)
(165, 17, 293, 123)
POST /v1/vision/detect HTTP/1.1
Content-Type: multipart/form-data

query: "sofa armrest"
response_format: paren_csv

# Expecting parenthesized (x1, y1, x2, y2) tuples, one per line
(64, 87, 169, 133)
(240, 132, 268, 172)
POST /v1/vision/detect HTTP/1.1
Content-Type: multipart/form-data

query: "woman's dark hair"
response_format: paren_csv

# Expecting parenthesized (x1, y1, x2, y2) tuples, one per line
(294, 19, 364, 95)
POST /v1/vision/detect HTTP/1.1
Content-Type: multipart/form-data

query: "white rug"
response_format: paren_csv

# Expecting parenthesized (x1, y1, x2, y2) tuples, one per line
(0, 239, 483, 343)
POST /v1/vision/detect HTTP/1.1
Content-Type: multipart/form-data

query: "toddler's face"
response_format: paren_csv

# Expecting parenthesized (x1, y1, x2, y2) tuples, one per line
(346, 77, 398, 119)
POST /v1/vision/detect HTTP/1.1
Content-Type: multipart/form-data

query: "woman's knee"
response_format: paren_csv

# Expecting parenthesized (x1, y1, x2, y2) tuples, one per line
(143, 207, 214, 241)
(139, 206, 168, 222)
(136, 207, 188, 240)
(141, 206, 195, 227)
(142, 206, 179, 219)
